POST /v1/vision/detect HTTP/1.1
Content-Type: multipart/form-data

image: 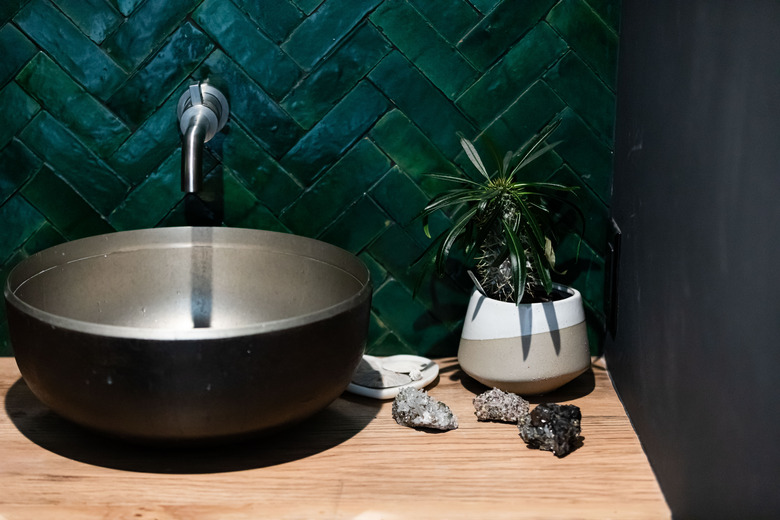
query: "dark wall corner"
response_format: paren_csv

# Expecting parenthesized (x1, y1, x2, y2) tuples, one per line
(608, 1, 780, 518)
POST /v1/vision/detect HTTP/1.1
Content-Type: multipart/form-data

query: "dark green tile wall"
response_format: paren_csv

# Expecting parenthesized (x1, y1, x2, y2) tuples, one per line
(0, 0, 619, 356)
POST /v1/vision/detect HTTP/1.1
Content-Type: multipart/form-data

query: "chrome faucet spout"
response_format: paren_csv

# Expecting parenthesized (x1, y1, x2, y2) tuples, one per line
(182, 115, 209, 193)
(177, 83, 229, 194)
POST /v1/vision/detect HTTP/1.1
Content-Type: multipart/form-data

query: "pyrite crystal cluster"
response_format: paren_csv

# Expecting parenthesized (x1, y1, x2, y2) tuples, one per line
(391, 387, 458, 431)
(473, 387, 530, 423)
(518, 403, 582, 457)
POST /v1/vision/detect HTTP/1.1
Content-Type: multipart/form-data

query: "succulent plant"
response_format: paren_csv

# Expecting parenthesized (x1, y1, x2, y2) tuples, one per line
(420, 119, 583, 304)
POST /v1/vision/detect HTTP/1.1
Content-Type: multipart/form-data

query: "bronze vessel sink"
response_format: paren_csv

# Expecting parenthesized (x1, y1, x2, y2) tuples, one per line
(4, 227, 371, 444)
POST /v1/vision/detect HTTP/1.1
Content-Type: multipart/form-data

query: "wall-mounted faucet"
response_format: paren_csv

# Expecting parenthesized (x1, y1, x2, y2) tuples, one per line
(177, 83, 229, 193)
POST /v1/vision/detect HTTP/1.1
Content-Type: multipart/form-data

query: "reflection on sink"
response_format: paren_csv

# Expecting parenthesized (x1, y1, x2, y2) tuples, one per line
(4, 227, 372, 444)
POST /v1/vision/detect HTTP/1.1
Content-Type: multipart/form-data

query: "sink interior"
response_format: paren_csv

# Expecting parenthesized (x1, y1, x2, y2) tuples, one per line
(13, 247, 363, 331)
(7, 227, 369, 337)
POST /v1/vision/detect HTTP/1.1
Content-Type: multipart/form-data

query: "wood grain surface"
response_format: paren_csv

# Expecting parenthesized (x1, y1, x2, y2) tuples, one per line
(0, 357, 669, 519)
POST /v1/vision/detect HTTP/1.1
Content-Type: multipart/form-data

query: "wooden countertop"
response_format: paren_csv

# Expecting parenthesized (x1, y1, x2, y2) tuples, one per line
(0, 357, 669, 519)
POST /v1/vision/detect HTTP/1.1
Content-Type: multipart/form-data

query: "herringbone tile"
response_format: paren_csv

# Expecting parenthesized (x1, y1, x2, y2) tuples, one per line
(0, 0, 619, 356)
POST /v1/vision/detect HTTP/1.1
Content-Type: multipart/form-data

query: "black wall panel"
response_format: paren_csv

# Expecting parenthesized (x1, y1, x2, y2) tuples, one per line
(609, 1, 780, 518)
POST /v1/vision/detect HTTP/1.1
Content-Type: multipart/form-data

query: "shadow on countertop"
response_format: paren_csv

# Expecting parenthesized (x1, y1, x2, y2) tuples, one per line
(441, 362, 597, 404)
(5, 377, 380, 474)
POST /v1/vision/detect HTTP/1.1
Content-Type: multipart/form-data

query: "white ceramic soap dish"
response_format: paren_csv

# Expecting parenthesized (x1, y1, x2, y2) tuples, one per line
(347, 354, 439, 399)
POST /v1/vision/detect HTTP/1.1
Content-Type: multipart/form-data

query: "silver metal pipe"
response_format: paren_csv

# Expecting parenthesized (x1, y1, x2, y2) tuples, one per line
(177, 83, 230, 194)
(182, 114, 209, 193)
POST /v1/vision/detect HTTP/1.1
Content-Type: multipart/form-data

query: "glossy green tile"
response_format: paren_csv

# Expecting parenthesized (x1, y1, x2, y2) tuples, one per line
(415, 268, 470, 327)
(107, 0, 144, 16)
(318, 195, 391, 253)
(232, 0, 303, 43)
(458, 0, 556, 70)
(552, 108, 613, 204)
(546, 0, 619, 85)
(586, 0, 620, 31)
(0, 82, 39, 149)
(367, 311, 389, 346)
(107, 94, 180, 185)
(408, 0, 480, 44)
(0, 195, 45, 264)
(20, 221, 65, 255)
(196, 51, 303, 156)
(281, 23, 391, 130)
(368, 52, 476, 158)
(547, 165, 609, 254)
(220, 169, 289, 232)
(457, 23, 567, 126)
(0, 24, 37, 86)
(53, 0, 122, 44)
(371, 279, 454, 356)
(19, 112, 129, 215)
(22, 165, 115, 239)
(109, 154, 181, 230)
(16, 53, 131, 158)
(468, 0, 500, 14)
(370, 167, 429, 227)
(545, 51, 616, 144)
(221, 123, 302, 214)
(0, 139, 40, 205)
(369, 109, 458, 196)
(292, 0, 323, 15)
(194, 0, 300, 100)
(360, 251, 388, 287)
(103, 0, 199, 71)
(556, 234, 605, 347)
(281, 138, 391, 237)
(480, 80, 566, 158)
(0, 0, 621, 357)
(15, 0, 125, 100)
(280, 82, 389, 185)
(370, 1, 477, 99)
(282, 0, 382, 69)
(108, 22, 214, 126)
(367, 223, 429, 290)
(0, 1, 28, 25)
(366, 326, 417, 356)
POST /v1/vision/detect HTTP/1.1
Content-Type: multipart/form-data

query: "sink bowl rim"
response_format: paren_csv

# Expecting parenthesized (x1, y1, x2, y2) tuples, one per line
(4, 226, 372, 341)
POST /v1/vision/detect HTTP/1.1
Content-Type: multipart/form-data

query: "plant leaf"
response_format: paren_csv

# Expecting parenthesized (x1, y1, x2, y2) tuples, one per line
(529, 243, 553, 295)
(435, 205, 479, 274)
(425, 172, 483, 187)
(502, 151, 512, 176)
(508, 119, 562, 181)
(459, 134, 491, 181)
(515, 197, 546, 252)
(467, 270, 488, 297)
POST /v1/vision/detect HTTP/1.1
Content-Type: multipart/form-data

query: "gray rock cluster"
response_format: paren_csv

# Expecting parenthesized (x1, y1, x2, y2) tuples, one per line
(391, 387, 458, 431)
(473, 387, 530, 423)
(391, 386, 582, 457)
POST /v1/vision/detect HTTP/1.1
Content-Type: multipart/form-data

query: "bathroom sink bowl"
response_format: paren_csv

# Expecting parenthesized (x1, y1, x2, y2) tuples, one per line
(4, 227, 372, 444)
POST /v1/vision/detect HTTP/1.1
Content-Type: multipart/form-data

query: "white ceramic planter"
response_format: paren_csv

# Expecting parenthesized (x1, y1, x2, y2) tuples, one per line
(458, 284, 590, 395)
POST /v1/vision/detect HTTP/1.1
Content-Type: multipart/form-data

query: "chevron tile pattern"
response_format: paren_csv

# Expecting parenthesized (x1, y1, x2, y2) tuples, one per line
(0, 0, 619, 356)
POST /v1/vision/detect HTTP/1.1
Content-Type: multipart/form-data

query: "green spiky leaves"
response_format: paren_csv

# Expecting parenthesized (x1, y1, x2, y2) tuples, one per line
(420, 119, 583, 304)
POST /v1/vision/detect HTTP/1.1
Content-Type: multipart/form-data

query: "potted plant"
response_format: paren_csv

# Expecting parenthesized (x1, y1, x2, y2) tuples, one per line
(420, 120, 590, 395)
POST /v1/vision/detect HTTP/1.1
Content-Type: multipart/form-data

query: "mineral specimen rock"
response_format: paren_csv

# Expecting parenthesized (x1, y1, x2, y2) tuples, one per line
(391, 387, 458, 431)
(473, 388, 530, 423)
(518, 403, 582, 457)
